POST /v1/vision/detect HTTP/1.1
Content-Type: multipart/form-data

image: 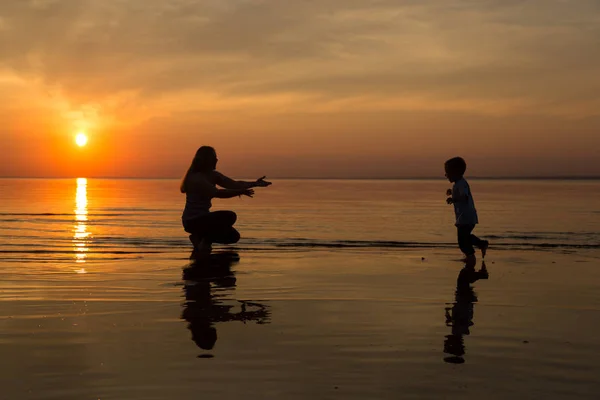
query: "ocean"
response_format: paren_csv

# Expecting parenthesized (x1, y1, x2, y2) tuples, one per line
(1, 178, 599, 264)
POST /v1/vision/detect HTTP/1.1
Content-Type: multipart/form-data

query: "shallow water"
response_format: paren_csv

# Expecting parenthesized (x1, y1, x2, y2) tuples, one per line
(1, 178, 599, 264)
(1, 179, 599, 399)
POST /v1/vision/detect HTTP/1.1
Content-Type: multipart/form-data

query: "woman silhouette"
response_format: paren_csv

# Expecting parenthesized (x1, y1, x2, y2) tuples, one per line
(180, 146, 271, 255)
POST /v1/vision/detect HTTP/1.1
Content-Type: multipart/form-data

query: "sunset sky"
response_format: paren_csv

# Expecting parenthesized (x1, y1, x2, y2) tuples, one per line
(1, 0, 599, 178)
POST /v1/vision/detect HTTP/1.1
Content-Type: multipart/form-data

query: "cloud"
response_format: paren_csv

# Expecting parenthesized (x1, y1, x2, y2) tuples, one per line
(1, 0, 599, 124)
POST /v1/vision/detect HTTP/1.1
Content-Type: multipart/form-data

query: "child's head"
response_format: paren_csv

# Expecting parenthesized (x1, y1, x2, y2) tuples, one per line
(445, 157, 467, 182)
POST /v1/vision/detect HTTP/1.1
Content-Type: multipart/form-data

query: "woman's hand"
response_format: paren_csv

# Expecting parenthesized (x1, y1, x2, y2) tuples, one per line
(240, 188, 255, 198)
(255, 176, 272, 187)
(446, 188, 452, 196)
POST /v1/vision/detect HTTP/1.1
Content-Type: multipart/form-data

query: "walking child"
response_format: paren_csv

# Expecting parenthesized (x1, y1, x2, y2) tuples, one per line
(445, 157, 488, 267)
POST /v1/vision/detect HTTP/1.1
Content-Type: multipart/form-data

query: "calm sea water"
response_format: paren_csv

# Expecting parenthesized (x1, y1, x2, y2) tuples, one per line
(1, 178, 599, 264)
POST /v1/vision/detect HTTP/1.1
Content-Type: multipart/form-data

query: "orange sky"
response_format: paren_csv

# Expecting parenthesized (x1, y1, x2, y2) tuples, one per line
(1, 0, 600, 178)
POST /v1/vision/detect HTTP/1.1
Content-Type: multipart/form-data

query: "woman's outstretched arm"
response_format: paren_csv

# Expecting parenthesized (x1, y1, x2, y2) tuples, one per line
(215, 172, 272, 190)
(185, 174, 254, 198)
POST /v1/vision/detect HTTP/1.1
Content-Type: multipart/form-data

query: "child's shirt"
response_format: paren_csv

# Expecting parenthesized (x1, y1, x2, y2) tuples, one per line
(452, 178, 478, 225)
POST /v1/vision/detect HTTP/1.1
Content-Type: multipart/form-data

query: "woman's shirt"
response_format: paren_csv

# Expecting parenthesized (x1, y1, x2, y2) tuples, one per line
(182, 171, 223, 222)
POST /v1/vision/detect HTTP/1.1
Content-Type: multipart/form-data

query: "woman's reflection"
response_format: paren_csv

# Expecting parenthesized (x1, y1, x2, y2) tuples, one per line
(182, 252, 271, 356)
(73, 178, 90, 271)
(444, 262, 488, 364)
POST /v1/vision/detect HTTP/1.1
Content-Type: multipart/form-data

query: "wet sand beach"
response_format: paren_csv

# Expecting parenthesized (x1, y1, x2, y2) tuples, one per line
(1, 248, 600, 399)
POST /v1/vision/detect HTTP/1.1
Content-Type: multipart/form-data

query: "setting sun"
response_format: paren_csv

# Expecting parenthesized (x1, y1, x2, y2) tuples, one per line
(75, 133, 88, 147)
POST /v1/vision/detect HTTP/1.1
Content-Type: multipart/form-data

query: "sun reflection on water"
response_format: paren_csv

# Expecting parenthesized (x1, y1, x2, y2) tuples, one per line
(73, 178, 90, 271)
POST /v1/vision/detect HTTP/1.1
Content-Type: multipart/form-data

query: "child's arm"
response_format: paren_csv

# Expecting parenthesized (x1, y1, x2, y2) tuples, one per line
(451, 192, 469, 203)
(446, 183, 469, 204)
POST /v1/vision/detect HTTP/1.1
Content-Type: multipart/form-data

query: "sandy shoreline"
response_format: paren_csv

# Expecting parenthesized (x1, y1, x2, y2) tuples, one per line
(1, 248, 599, 399)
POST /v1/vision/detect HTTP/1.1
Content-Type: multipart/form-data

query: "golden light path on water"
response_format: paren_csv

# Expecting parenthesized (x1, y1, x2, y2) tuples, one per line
(73, 178, 89, 273)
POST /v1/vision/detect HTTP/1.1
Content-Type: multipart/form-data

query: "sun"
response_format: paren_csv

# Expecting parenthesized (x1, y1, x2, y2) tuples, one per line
(75, 133, 88, 147)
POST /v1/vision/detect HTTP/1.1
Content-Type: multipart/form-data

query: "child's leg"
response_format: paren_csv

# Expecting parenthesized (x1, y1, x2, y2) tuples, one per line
(457, 225, 477, 268)
(469, 230, 489, 258)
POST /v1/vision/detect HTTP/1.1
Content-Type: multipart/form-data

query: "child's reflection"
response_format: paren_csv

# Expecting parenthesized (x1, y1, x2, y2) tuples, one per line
(444, 262, 488, 364)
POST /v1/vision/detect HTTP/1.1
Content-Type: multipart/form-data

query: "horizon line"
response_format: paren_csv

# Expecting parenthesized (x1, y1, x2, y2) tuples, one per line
(1, 176, 600, 180)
